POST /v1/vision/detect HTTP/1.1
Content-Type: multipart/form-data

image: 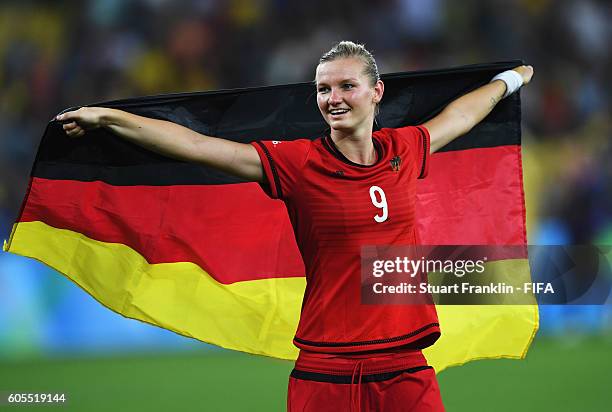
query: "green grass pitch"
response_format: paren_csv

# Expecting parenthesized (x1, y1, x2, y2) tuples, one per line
(0, 336, 609, 411)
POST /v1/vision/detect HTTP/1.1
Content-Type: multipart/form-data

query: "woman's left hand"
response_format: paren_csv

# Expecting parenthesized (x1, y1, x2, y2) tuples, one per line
(512, 65, 534, 85)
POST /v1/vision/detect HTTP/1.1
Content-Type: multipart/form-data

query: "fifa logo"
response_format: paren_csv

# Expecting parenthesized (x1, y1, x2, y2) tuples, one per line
(390, 156, 401, 171)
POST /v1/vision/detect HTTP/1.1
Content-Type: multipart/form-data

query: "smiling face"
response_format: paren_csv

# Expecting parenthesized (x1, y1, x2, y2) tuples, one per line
(315, 57, 384, 135)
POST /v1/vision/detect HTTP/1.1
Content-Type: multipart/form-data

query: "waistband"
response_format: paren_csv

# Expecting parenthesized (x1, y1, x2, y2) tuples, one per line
(294, 347, 428, 376)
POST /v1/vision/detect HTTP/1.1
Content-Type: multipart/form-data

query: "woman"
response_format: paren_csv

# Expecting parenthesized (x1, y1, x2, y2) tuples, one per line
(57, 41, 533, 411)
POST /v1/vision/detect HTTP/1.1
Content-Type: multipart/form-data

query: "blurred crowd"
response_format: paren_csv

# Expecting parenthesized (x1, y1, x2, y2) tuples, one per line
(0, 0, 610, 351)
(0, 0, 610, 243)
(0, 0, 611, 238)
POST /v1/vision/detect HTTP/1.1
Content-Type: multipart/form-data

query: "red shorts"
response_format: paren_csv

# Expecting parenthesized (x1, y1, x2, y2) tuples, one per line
(287, 348, 444, 412)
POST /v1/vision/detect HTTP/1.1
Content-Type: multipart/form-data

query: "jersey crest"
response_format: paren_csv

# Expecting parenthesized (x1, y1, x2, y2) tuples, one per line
(390, 155, 401, 171)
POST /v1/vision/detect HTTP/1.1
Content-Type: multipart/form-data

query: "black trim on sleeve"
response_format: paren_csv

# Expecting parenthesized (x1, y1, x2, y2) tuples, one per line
(254, 141, 283, 199)
(416, 126, 429, 179)
(290, 366, 433, 384)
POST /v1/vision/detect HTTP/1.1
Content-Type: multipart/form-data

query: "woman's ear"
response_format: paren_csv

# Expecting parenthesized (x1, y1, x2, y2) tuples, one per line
(373, 80, 384, 104)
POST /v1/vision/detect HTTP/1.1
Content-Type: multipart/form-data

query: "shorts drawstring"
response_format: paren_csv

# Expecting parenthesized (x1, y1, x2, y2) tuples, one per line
(350, 359, 365, 412)
(294, 349, 429, 411)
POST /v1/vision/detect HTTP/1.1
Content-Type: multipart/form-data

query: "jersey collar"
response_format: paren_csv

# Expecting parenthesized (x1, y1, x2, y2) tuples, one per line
(322, 135, 383, 168)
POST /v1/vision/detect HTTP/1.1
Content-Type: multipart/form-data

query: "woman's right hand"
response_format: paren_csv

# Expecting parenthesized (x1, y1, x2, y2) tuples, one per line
(56, 107, 107, 137)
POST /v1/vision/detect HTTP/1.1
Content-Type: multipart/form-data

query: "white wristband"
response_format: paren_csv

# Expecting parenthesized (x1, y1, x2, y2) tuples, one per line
(491, 70, 524, 98)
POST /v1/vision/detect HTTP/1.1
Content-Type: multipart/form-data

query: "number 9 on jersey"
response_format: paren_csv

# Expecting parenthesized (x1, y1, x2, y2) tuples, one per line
(369, 186, 388, 223)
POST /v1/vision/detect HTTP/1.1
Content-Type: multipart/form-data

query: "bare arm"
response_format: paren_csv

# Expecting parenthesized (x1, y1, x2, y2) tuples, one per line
(424, 65, 534, 154)
(56, 107, 264, 182)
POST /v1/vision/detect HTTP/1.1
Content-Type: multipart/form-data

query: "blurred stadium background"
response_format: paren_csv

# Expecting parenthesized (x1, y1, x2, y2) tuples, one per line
(0, 0, 610, 410)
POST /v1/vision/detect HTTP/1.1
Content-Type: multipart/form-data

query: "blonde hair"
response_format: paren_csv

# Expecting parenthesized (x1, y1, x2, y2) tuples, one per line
(319, 41, 380, 86)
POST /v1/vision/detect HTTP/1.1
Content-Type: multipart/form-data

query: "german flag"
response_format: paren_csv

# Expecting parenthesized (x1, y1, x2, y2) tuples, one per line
(4, 61, 537, 371)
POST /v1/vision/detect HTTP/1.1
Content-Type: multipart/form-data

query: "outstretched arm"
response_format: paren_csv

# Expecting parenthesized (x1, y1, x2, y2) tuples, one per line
(424, 65, 534, 153)
(56, 107, 264, 182)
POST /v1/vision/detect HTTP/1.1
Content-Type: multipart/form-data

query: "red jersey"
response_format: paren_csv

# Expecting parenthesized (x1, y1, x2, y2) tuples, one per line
(251, 125, 440, 353)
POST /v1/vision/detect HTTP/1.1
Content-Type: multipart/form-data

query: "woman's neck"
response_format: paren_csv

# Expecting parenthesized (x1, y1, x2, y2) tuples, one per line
(330, 125, 376, 165)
